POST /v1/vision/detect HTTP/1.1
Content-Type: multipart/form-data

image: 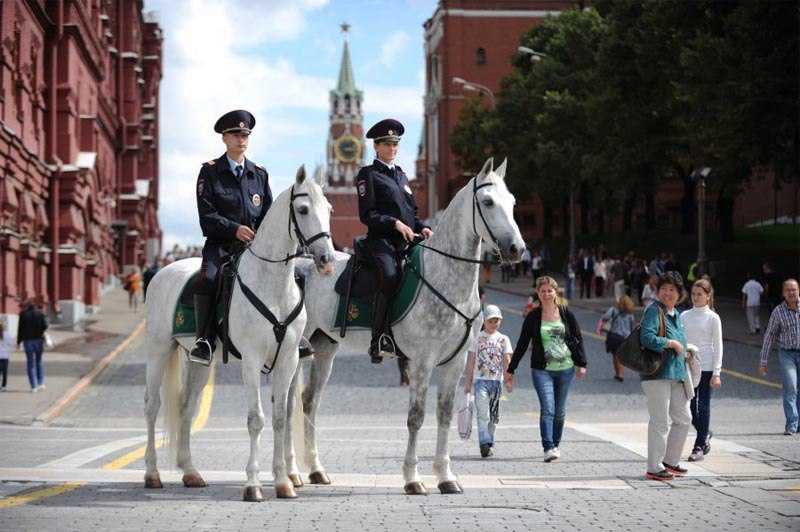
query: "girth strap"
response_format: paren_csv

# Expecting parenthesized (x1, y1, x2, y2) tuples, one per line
(234, 272, 305, 374)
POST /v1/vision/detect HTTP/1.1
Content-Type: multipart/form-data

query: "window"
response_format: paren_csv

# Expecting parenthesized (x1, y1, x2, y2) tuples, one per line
(476, 48, 486, 65)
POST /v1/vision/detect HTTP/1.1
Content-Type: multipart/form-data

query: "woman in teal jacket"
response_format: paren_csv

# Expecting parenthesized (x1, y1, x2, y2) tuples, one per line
(640, 272, 690, 481)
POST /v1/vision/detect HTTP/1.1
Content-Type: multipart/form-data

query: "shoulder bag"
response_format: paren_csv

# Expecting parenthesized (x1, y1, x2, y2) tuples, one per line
(614, 307, 667, 376)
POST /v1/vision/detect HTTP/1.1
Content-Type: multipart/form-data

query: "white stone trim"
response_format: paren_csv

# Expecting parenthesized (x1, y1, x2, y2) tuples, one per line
(444, 9, 562, 18)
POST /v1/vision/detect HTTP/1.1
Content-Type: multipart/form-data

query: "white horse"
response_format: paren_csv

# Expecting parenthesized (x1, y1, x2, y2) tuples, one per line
(295, 157, 524, 494)
(143, 166, 335, 501)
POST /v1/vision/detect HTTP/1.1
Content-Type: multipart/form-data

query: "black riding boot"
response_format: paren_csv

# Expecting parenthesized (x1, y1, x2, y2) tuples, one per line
(369, 292, 395, 364)
(189, 294, 214, 366)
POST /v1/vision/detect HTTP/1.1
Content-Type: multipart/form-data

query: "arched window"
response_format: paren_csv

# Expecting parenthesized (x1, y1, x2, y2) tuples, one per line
(476, 48, 486, 65)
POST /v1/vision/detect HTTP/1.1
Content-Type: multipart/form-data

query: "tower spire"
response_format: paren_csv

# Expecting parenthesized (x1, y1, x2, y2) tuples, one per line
(336, 22, 357, 94)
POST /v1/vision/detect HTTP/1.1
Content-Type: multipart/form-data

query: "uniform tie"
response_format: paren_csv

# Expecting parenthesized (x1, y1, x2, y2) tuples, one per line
(235, 164, 243, 179)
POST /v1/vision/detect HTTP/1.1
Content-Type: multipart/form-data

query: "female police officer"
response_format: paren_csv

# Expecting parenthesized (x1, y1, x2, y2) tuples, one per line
(356, 119, 433, 363)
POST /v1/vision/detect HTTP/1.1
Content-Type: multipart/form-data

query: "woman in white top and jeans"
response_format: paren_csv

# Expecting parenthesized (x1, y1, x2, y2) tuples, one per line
(679, 279, 723, 461)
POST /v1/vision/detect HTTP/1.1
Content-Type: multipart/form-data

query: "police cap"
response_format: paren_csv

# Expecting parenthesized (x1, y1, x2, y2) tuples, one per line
(214, 110, 256, 134)
(366, 118, 404, 143)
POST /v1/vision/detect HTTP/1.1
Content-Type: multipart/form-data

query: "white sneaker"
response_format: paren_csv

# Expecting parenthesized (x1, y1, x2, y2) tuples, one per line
(552, 447, 561, 459)
(688, 448, 704, 462)
(30, 387, 38, 393)
(38, 384, 46, 390)
(544, 449, 558, 462)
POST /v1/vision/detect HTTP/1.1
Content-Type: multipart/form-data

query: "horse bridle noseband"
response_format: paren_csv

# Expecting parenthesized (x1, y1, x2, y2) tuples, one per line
(471, 177, 505, 263)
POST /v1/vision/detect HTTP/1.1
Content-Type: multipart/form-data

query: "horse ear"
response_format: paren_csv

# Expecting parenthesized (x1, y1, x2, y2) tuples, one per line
(295, 165, 306, 184)
(477, 157, 494, 181)
(495, 158, 508, 179)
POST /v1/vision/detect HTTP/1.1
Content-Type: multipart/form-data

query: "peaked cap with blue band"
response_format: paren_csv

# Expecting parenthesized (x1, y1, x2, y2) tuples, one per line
(214, 110, 256, 134)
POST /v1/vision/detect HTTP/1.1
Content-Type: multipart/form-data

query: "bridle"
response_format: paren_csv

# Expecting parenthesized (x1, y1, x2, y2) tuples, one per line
(471, 177, 506, 264)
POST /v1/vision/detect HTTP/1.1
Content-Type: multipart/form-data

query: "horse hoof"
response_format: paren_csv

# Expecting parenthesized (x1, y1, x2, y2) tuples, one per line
(243, 486, 264, 502)
(182, 472, 207, 488)
(289, 473, 304, 488)
(275, 484, 297, 499)
(144, 474, 163, 489)
(404, 481, 428, 495)
(438, 481, 463, 494)
(308, 471, 331, 485)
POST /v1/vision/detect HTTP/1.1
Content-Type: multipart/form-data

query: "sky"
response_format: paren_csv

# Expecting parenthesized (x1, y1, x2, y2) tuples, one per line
(143, 0, 439, 251)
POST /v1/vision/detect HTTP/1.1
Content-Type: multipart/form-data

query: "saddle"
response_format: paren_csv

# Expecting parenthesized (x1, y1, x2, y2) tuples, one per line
(332, 236, 423, 337)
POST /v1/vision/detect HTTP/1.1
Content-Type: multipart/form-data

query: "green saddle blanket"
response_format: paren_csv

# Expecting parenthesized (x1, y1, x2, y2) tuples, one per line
(333, 245, 424, 331)
(172, 271, 225, 336)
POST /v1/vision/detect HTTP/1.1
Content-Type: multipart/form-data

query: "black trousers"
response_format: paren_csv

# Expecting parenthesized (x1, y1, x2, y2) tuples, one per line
(195, 243, 234, 295)
(369, 238, 402, 297)
(0, 359, 7, 388)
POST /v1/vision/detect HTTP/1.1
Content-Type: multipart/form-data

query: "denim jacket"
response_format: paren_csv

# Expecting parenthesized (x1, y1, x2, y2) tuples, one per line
(640, 301, 687, 381)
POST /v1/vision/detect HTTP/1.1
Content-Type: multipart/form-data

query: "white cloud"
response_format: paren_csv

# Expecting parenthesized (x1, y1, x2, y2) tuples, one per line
(379, 31, 411, 67)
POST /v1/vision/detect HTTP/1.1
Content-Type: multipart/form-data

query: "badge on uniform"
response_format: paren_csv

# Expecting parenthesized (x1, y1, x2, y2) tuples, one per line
(403, 184, 412, 195)
(252, 194, 261, 206)
(357, 181, 366, 197)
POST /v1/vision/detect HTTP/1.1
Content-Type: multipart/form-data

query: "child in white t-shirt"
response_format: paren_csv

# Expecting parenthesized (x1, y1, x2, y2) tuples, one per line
(463, 305, 513, 457)
(741, 276, 764, 334)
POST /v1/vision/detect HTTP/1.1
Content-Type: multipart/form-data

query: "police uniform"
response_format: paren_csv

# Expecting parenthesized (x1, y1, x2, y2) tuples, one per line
(190, 110, 272, 365)
(356, 119, 430, 362)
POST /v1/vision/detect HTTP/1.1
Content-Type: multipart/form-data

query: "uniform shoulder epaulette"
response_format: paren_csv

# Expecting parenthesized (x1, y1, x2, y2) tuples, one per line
(204, 159, 216, 166)
(255, 164, 267, 172)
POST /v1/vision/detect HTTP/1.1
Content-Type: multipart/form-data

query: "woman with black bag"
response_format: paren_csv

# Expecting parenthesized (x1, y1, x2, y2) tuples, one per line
(599, 295, 636, 382)
(640, 272, 691, 481)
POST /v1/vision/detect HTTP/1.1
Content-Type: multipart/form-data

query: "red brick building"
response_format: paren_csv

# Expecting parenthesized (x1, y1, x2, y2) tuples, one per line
(0, 0, 162, 327)
(322, 28, 366, 250)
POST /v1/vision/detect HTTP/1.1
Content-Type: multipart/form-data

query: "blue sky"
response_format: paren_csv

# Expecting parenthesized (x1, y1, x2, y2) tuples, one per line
(143, 0, 438, 250)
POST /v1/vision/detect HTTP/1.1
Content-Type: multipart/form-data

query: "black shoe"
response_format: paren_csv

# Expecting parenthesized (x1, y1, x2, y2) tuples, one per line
(702, 431, 712, 455)
(480, 444, 493, 458)
(189, 337, 213, 366)
(299, 337, 315, 358)
(613, 375, 624, 382)
(369, 340, 383, 364)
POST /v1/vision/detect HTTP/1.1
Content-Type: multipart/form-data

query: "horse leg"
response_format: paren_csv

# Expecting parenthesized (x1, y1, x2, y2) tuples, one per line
(271, 354, 299, 499)
(433, 352, 467, 494)
(242, 359, 265, 502)
(403, 358, 435, 495)
(177, 361, 210, 488)
(284, 364, 303, 489)
(303, 345, 337, 485)
(143, 341, 174, 489)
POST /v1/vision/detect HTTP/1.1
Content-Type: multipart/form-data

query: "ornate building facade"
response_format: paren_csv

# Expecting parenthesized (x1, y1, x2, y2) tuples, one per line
(322, 26, 366, 249)
(0, 0, 162, 327)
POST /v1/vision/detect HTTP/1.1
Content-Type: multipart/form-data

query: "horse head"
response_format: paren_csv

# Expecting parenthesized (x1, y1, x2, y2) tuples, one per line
(473, 157, 525, 263)
(291, 165, 335, 276)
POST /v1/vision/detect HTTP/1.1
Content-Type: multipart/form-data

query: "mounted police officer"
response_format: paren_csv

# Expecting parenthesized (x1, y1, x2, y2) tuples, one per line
(356, 119, 433, 363)
(189, 110, 272, 366)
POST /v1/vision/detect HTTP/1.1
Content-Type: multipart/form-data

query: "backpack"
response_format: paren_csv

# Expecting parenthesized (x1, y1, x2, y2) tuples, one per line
(614, 306, 667, 376)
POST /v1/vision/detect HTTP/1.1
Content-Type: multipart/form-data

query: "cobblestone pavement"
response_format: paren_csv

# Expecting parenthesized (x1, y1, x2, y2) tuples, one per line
(1, 288, 799, 531)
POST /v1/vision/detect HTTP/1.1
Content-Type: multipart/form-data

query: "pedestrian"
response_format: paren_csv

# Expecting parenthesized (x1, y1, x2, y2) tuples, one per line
(124, 267, 142, 311)
(762, 262, 782, 311)
(17, 298, 48, 392)
(578, 251, 594, 299)
(630, 258, 647, 305)
(531, 250, 543, 285)
(741, 274, 764, 334)
(640, 272, 691, 481)
(506, 276, 587, 462)
(523, 292, 540, 316)
(564, 255, 576, 301)
(594, 253, 607, 298)
(0, 318, 12, 391)
(142, 260, 161, 299)
(641, 274, 658, 308)
(521, 246, 532, 277)
(611, 257, 627, 302)
(599, 295, 636, 382)
(482, 248, 494, 284)
(463, 305, 513, 458)
(680, 279, 723, 461)
(758, 279, 800, 435)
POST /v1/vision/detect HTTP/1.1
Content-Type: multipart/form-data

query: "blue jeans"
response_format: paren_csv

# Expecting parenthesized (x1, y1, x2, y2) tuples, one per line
(690, 371, 713, 448)
(24, 339, 44, 389)
(531, 367, 576, 451)
(779, 349, 800, 432)
(474, 379, 501, 446)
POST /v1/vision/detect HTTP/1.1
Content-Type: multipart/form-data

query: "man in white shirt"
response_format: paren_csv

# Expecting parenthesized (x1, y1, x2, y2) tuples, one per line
(742, 275, 765, 334)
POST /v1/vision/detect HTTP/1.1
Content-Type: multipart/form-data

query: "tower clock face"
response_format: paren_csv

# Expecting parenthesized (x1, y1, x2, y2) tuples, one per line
(334, 135, 360, 163)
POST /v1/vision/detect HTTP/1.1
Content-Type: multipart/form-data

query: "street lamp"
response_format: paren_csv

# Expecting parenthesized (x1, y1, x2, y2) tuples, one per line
(692, 166, 712, 275)
(517, 46, 548, 62)
(452, 77, 496, 108)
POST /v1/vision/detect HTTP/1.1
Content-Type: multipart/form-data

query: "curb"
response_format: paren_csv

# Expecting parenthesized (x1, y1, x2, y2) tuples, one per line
(484, 284, 763, 349)
(35, 320, 146, 424)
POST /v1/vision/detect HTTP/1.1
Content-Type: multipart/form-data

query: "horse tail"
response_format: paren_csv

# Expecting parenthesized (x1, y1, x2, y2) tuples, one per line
(291, 362, 307, 470)
(163, 345, 183, 465)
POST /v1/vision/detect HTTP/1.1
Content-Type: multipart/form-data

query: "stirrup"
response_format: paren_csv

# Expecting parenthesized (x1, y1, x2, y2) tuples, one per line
(378, 333, 397, 359)
(188, 338, 213, 366)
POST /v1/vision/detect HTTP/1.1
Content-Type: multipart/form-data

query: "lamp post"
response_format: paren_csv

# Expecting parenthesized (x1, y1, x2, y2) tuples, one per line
(693, 167, 712, 275)
(517, 46, 548, 62)
(452, 77, 496, 108)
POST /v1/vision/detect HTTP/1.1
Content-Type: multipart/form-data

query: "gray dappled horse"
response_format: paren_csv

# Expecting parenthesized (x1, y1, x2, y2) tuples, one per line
(294, 157, 524, 494)
(142, 167, 335, 501)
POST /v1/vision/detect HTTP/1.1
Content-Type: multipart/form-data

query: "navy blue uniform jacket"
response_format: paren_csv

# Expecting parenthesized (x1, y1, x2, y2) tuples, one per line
(356, 160, 428, 241)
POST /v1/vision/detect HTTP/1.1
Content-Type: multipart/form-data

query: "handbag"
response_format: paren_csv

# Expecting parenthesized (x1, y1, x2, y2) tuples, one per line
(44, 332, 54, 350)
(614, 307, 667, 376)
(456, 388, 473, 440)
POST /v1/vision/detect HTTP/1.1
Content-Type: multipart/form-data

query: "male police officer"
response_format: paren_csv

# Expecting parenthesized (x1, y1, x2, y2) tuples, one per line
(356, 119, 433, 363)
(189, 110, 273, 365)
